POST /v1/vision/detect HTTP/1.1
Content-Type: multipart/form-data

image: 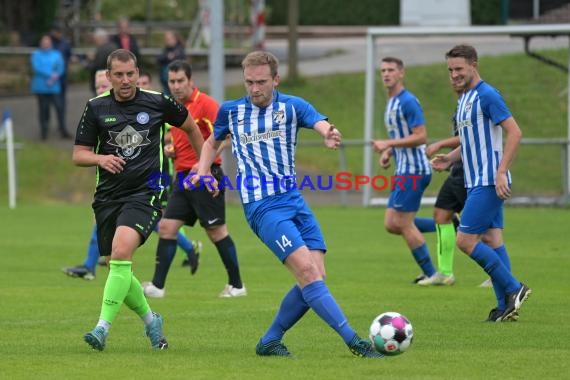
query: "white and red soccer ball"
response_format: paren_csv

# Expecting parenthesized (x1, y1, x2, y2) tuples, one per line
(369, 312, 414, 355)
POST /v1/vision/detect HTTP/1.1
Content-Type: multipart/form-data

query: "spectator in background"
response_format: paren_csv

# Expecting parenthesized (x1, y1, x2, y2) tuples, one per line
(137, 70, 153, 90)
(31, 34, 71, 140)
(111, 17, 140, 62)
(87, 28, 117, 95)
(50, 22, 73, 124)
(157, 30, 185, 94)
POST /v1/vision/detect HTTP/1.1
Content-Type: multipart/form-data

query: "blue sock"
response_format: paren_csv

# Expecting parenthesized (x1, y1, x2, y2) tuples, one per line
(492, 245, 512, 310)
(176, 230, 194, 256)
(261, 285, 309, 344)
(414, 217, 436, 233)
(411, 243, 436, 277)
(470, 242, 520, 295)
(83, 224, 99, 272)
(494, 245, 511, 271)
(301, 280, 356, 344)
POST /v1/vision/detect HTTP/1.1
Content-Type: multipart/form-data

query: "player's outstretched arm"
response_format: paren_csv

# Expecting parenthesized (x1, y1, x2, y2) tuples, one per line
(314, 121, 341, 150)
(72, 145, 125, 174)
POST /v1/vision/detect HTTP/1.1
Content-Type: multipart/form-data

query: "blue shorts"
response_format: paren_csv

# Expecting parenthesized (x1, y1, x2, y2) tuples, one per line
(387, 173, 432, 212)
(243, 190, 326, 262)
(459, 186, 504, 234)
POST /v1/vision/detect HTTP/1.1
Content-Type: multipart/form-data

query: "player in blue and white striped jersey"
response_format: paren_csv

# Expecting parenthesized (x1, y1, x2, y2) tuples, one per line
(188, 51, 382, 358)
(433, 44, 531, 322)
(372, 57, 436, 285)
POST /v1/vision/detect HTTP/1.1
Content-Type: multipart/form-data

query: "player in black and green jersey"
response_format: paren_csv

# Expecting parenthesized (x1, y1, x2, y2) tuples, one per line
(73, 49, 205, 351)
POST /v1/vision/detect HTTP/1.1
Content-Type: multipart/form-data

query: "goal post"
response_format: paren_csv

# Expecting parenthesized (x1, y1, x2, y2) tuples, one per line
(363, 24, 570, 207)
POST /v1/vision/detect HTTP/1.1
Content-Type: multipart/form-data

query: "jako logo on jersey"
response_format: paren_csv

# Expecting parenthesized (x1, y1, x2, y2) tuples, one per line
(107, 125, 151, 159)
(239, 130, 284, 145)
(137, 112, 150, 124)
(104, 117, 117, 123)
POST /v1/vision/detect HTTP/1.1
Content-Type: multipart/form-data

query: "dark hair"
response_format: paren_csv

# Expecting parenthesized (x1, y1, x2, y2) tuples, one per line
(51, 22, 63, 32)
(139, 70, 152, 81)
(107, 49, 137, 70)
(167, 59, 192, 79)
(381, 56, 404, 70)
(445, 44, 478, 63)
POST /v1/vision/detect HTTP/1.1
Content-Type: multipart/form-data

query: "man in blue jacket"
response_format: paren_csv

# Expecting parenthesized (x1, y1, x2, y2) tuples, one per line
(30, 34, 71, 140)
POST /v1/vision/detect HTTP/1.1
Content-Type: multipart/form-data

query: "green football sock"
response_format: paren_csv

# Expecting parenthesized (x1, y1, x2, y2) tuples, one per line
(99, 260, 132, 324)
(436, 223, 456, 276)
(123, 272, 152, 318)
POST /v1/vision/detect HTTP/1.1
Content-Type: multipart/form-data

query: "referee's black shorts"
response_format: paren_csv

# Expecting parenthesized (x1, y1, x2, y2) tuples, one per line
(163, 164, 226, 229)
(434, 175, 467, 213)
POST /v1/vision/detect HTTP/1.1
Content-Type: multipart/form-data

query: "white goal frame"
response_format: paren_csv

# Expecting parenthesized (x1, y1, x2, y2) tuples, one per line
(363, 24, 570, 207)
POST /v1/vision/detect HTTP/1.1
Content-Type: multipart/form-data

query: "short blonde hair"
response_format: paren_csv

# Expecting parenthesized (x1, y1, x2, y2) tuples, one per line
(241, 51, 279, 78)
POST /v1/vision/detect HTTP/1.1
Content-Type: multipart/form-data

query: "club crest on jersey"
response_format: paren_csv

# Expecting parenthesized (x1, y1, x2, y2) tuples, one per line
(107, 125, 151, 159)
(137, 112, 150, 125)
(272, 110, 285, 124)
(465, 102, 472, 113)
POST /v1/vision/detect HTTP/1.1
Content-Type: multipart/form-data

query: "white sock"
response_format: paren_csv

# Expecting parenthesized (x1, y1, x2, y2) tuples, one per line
(142, 311, 154, 326)
(96, 319, 111, 332)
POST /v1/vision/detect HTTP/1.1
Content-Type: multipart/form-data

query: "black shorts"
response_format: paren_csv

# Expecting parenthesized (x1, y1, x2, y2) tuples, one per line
(93, 195, 162, 256)
(434, 175, 467, 213)
(163, 165, 226, 228)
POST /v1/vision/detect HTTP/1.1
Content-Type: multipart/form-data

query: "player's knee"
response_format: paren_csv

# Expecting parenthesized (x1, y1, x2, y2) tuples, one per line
(158, 219, 179, 239)
(433, 210, 454, 224)
(296, 262, 322, 286)
(110, 246, 133, 260)
(206, 225, 228, 242)
(385, 220, 402, 235)
(456, 235, 475, 254)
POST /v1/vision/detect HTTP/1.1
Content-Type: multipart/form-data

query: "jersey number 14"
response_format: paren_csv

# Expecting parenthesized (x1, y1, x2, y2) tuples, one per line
(275, 234, 292, 252)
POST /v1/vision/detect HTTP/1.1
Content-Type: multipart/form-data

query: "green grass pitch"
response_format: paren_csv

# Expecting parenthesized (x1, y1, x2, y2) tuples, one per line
(0, 204, 568, 379)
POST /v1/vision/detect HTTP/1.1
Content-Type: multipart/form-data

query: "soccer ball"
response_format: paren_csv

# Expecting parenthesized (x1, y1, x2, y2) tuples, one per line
(369, 312, 413, 355)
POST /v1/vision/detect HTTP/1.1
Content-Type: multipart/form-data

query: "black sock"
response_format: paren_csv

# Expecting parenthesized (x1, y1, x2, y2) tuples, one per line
(214, 235, 243, 288)
(152, 238, 177, 289)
